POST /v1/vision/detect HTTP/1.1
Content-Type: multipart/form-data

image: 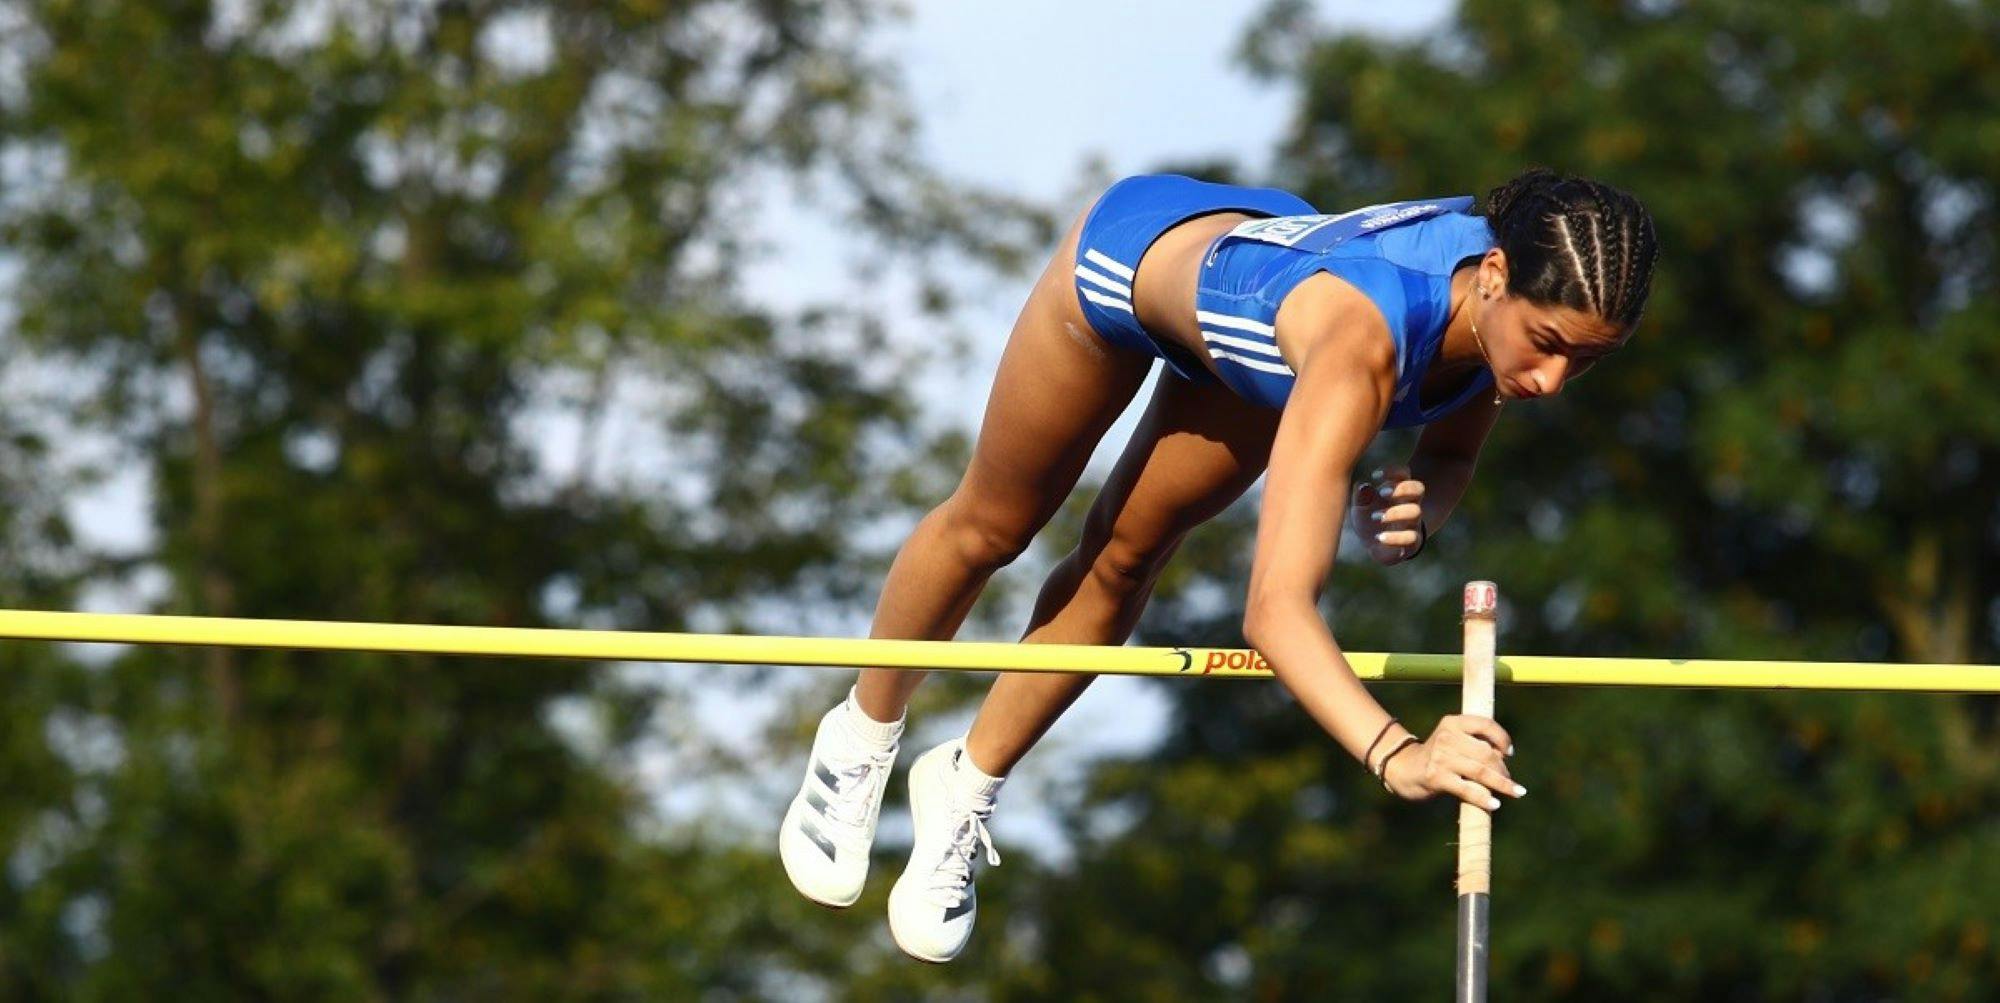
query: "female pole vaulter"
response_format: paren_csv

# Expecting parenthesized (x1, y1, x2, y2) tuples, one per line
(779, 168, 1659, 963)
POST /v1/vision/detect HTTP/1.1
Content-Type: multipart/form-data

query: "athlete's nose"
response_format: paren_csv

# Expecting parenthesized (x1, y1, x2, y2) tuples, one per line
(1536, 356, 1571, 396)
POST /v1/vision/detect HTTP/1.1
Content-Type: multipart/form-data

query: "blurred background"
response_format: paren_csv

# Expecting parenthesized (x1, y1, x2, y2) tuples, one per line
(1, 0, 1996, 999)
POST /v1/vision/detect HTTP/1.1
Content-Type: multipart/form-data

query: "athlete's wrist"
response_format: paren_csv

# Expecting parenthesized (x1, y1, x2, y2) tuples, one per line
(1371, 731, 1422, 792)
(1362, 717, 1402, 769)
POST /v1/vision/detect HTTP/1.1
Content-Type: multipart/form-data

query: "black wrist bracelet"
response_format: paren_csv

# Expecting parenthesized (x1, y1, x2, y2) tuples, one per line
(1362, 718, 1399, 768)
(1375, 735, 1422, 790)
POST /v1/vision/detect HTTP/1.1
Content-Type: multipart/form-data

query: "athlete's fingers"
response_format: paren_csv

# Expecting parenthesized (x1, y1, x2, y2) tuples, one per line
(1451, 776, 1503, 812)
(1442, 745, 1510, 785)
(1351, 480, 1390, 517)
(1446, 714, 1515, 758)
(1375, 478, 1426, 502)
(1486, 768, 1527, 799)
(1366, 502, 1425, 525)
(1444, 752, 1522, 798)
(1352, 480, 1381, 511)
(1441, 723, 1508, 766)
(1373, 529, 1422, 548)
(1358, 469, 1403, 503)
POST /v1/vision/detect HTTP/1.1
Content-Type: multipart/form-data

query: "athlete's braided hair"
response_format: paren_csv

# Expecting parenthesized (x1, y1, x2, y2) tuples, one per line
(1477, 168, 1658, 330)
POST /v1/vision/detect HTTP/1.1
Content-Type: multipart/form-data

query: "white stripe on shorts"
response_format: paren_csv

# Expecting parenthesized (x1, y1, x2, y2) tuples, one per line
(1194, 310, 1275, 337)
(1078, 287, 1134, 314)
(1211, 350, 1294, 376)
(1083, 249, 1136, 280)
(1074, 264, 1133, 298)
(1201, 331, 1283, 357)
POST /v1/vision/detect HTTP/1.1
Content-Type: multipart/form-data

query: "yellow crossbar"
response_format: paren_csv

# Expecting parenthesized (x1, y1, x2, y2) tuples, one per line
(0, 609, 1994, 692)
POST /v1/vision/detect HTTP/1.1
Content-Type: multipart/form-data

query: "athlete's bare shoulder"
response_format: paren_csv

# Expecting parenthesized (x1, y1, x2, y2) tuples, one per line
(1272, 270, 1396, 376)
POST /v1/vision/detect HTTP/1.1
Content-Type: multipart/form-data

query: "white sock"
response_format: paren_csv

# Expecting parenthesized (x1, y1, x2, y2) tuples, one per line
(949, 741, 1005, 803)
(840, 686, 904, 748)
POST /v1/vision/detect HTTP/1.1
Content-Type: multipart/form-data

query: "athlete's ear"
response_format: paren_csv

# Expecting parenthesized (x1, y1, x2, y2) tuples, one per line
(1476, 249, 1509, 300)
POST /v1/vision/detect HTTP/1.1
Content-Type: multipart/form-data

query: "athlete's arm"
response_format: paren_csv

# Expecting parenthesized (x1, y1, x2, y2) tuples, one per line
(1242, 275, 1402, 762)
(1243, 274, 1518, 808)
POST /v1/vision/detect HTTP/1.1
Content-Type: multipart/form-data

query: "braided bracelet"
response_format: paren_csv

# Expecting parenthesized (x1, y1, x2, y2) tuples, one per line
(1362, 718, 1400, 769)
(1373, 735, 1423, 792)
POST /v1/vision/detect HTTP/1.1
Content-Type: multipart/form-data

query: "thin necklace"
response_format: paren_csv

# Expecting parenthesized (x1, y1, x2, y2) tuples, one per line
(1470, 309, 1504, 406)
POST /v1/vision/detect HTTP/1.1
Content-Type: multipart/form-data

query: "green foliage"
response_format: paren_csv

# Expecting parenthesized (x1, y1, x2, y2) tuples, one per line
(999, 1, 2000, 999)
(0, 0, 1037, 997)
(0, 410, 93, 993)
(5, 0, 1998, 999)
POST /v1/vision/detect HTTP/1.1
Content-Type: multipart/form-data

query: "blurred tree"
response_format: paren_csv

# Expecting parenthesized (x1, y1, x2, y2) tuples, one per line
(0, 392, 97, 991)
(971, 0, 2000, 999)
(0, 0, 1043, 997)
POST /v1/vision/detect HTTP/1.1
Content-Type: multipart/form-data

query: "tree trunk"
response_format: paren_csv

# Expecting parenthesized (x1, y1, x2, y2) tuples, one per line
(177, 298, 238, 723)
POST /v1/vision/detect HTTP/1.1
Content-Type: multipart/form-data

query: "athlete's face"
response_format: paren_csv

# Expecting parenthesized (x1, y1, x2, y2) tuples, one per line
(1471, 252, 1628, 400)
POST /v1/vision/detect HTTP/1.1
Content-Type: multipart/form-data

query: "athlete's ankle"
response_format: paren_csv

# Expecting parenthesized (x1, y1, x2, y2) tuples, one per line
(948, 740, 1006, 803)
(840, 686, 904, 747)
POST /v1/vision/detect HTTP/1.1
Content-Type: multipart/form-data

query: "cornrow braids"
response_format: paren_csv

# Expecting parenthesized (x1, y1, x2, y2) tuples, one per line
(1477, 168, 1659, 330)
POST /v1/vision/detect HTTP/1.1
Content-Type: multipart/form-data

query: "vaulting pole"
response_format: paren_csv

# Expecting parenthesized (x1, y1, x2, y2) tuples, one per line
(1455, 581, 1498, 1002)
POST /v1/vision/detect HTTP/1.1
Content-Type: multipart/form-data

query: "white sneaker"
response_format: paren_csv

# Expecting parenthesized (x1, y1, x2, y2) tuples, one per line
(888, 739, 1003, 963)
(779, 700, 899, 908)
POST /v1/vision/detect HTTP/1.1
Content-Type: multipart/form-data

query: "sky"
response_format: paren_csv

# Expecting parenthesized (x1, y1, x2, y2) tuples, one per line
(54, 0, 1456, 858)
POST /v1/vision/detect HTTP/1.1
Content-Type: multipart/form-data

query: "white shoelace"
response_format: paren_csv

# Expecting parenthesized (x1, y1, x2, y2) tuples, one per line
(821, 745, 897, 831)
(928, 797, 1002, 907)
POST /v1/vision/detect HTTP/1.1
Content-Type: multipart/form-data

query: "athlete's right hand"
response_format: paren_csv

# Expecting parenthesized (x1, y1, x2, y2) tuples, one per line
(1380, 714, 1526, 810)
(1350, 467, 1427, 566)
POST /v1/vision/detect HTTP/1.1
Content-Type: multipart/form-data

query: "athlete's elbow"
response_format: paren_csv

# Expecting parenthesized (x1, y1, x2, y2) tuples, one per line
(1242, 589, 1315, 650)
(1241, 608, 1267, 652)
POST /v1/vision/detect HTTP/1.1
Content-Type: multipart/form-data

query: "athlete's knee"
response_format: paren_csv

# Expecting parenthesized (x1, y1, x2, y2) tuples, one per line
(1082, 514, 1177, 600)
(936, 497, 1039, 572)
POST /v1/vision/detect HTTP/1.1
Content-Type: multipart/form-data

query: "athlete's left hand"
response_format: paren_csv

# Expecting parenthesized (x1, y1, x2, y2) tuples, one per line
(1351, 467, 1427, 566)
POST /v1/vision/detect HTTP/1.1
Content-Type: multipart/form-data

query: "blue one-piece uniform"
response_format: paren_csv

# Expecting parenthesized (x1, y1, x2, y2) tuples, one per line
(1072, 174, 1496, 429)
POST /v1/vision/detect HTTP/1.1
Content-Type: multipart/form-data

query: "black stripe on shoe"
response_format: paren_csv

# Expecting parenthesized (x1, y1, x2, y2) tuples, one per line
(800, 818, 838, 862)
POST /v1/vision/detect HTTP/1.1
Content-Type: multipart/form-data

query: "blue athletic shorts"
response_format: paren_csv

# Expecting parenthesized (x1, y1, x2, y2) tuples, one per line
(1073, 175, 1316, 382)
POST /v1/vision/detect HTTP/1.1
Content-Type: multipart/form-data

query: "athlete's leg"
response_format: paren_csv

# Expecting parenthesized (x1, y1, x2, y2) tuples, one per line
(962, 372, 1283, 774)
(853, 217, 1155, 722)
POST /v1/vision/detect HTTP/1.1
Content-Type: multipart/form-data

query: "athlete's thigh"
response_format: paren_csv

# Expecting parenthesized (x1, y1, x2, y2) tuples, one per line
(952, 215, 1156, 526)
(1089, 371, 1283, 552)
